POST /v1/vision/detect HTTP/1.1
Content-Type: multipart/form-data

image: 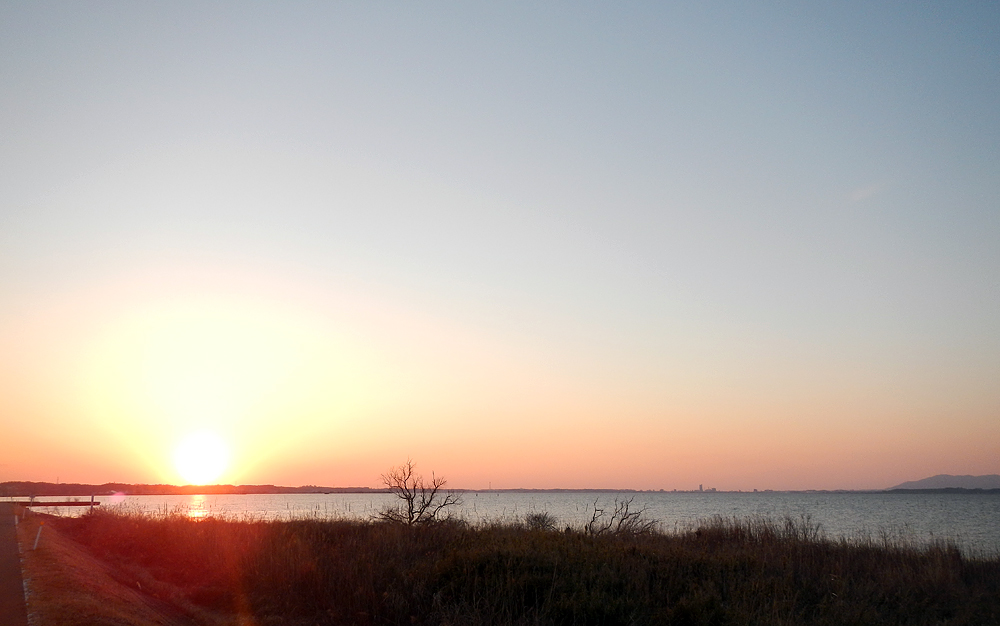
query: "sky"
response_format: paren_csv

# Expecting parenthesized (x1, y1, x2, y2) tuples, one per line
(1, 2, 998, 491)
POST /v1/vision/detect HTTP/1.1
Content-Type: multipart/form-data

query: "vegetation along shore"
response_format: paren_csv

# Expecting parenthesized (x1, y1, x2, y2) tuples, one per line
(15, 505, 1000, 626)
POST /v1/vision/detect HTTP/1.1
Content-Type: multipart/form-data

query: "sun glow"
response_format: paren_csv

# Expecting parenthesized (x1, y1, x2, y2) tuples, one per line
(174, 431, 230, 485)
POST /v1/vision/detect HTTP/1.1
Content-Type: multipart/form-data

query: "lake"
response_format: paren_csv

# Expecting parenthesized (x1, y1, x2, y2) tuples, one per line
(18, 490, 1000, 556)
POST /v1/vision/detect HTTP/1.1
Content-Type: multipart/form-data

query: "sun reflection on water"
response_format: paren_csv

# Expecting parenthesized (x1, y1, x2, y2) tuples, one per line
(187, 494, 210, 519)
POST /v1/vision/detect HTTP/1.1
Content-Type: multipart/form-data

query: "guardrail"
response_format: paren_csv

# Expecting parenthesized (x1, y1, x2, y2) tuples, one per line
(10, 495, 101, 513)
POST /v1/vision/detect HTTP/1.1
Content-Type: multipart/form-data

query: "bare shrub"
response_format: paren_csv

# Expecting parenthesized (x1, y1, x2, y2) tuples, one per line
(377, 459, 461, 525)
(524, 511, 558, 532)
(585, 496, 657, 536)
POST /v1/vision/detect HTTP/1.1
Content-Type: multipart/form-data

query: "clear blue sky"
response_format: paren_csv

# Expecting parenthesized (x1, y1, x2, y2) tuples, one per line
(1, 3, 997, 489)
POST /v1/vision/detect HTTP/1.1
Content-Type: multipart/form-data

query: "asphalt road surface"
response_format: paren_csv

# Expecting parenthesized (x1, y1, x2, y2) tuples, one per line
(0, 503, 27, 626)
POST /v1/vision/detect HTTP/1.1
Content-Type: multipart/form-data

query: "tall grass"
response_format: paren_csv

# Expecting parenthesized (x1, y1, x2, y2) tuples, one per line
(56, 509, 1000, 625)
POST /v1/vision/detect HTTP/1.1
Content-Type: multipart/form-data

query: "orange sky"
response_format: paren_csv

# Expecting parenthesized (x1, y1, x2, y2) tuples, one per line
(2, 4, 998, 490)
(1, 261, 995, 491)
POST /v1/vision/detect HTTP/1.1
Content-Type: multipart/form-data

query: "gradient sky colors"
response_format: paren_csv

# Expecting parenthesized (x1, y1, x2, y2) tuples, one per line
(1, 3, 998, 490)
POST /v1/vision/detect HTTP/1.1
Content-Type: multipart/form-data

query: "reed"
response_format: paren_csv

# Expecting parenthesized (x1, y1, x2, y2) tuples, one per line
(56, 509, 1000, 625)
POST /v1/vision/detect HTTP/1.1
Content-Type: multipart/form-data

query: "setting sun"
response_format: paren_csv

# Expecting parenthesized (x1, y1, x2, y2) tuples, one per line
(174, 431, 230, 485)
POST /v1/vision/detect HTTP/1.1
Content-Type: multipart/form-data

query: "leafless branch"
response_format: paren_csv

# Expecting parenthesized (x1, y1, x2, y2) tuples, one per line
(378, 459, 462, 525)
(585, 496, 657, 536)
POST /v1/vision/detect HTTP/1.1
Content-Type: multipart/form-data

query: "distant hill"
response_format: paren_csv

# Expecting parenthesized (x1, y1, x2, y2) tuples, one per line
(889, 474, 1000, 490)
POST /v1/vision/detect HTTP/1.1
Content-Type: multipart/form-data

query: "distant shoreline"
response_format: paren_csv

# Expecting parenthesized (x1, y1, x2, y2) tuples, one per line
(3, 481, 999, 498)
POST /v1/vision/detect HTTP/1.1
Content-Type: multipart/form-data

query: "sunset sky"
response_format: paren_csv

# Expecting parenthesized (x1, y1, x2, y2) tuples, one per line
(1, 3, 997, 491)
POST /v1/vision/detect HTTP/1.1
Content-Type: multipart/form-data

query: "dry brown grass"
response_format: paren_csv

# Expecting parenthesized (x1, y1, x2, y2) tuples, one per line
(15, 511, 195, 626)
(15, 506, 1000, 625)
(51, 509, 1000, 626)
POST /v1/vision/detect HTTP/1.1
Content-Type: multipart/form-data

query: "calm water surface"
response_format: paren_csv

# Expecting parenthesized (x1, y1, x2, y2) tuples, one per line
(22, 491, 1000, 555)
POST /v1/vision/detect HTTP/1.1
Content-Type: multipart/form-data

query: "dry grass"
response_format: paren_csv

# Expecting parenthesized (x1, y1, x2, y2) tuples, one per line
(15, 511, 194, 626)
(45, 509, 1000, 625)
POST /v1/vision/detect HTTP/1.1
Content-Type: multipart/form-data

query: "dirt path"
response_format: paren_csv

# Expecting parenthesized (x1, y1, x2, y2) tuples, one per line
(0, 503, 28, 626)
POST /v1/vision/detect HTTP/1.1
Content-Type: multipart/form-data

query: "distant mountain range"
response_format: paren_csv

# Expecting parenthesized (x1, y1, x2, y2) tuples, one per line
(889, 474, 1000, 490)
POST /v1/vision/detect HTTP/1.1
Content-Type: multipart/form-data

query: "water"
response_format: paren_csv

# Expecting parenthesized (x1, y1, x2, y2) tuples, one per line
(18, 490, 1000, 556)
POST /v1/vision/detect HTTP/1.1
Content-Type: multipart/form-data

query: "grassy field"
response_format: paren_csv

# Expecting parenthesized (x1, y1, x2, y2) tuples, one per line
(40, 508, 1000, 625)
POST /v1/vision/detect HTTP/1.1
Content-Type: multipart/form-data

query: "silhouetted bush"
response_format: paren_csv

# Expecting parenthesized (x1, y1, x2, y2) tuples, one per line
(584, 496, 658, 536)
(524, 511, 558, 532)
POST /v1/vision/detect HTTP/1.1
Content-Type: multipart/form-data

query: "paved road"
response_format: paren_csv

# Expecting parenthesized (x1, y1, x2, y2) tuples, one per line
(0, 503, 28, 626)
